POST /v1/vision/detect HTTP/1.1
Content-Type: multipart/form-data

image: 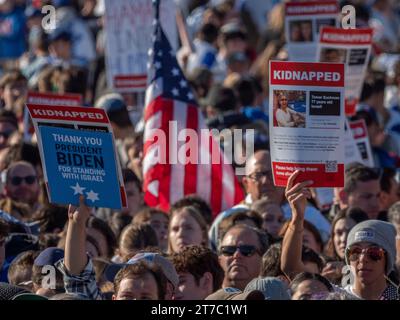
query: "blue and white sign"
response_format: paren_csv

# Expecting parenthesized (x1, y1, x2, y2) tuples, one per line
(39, 125, 123, 209)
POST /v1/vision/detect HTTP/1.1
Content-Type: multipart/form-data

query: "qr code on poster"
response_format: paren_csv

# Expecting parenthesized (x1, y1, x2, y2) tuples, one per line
(325, 161, 338, 172)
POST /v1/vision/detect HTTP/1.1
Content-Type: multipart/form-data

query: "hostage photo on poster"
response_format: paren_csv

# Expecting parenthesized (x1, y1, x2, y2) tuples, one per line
(285, 1, 338, 62)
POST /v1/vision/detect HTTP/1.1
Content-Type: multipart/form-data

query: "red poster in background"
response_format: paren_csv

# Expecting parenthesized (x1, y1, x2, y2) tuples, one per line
(27, 91, 83, 106)
(285, 1, 338, 16)
(24, 92, 84, 141)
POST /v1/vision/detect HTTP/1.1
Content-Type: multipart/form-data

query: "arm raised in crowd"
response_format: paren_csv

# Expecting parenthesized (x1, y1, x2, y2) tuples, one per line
(280, 171, 313, 280)
(65, 195, 91, 275)
(56, 195, 103, 300)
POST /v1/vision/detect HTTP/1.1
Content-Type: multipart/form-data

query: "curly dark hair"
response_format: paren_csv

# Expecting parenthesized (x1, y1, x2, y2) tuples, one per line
(171, 245, 224, 292)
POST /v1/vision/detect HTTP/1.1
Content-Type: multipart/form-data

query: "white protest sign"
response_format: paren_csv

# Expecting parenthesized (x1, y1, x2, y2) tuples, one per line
(285, 1, 339, 62)
(269, 61, 345, 188)
(104, 0, 177, 92)
(349, 119, 374, 167)
(344, 118, 363, 165)
(317, 27, 373, 116)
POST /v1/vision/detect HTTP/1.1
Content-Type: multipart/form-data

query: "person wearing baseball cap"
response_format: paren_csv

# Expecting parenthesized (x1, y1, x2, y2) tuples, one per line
(344, 219, 399, 300)
(244, 277, 290, 300)
(205, 287, 264, 300)
(32, 247, 65, 297)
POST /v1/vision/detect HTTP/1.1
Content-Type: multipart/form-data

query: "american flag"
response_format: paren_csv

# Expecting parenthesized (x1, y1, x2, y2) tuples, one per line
(143, 0, 244, 216)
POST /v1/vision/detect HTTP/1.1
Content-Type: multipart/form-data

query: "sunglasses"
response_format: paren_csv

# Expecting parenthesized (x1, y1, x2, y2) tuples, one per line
(220, 245, 260, 257)
(10, 175, 37, 186)
(346, 246, 385, 262)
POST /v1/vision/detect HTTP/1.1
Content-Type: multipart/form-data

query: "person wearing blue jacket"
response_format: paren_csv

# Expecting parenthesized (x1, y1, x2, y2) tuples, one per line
(0, 0, 26, 61)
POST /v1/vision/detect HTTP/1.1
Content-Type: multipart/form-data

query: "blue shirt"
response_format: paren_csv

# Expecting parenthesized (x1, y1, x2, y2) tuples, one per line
(0, 7, 26, 59)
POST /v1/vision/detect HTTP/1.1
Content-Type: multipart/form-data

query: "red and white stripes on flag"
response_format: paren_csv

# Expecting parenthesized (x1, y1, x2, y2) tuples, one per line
(142, 8, 244, 217)
(143, 90, 244, 217)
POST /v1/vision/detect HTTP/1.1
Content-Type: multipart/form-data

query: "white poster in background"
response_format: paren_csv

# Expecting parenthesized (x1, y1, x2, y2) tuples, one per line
(317, 27, 373, 116)
(104, 0, 177, 92)
(285, 1, 339, 62)
(349, 119, 374, 167)
(344, 118, 363, 165)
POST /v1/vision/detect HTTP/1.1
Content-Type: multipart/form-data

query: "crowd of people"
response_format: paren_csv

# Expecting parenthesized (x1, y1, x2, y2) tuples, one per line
(0, 0, 400, 301)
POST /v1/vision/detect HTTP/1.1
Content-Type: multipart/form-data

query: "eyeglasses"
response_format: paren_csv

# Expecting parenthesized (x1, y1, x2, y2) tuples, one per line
(220, 245, 260, 257)
(10, 175, 37, 186)
(247, 170, 272, 182)
(346, 246, 385, 262)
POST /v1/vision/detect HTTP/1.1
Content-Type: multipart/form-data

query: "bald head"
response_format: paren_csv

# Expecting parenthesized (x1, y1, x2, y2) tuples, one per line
(243, 150, 284, 203)
(245, 150, 271, 176)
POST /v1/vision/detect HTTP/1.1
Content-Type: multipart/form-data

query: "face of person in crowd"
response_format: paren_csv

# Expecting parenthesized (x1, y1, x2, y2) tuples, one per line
(149, 213, 169, 252)
(2, 81, 27, 108)
(225, 38, 247, 54)
(174, 271, 212, 300)
(346, 180, 381, 219)
(333, 217, 357, 259)
(49, 39, 72, 60)
(169, 209, 204, 253)
(260, 204, 285, 238)
(291, 279, 330, 300)
(127, 141, 143, 180)
(227, 60, 249, 76)
(347, 242, 386, 286)
(0, 121, 17, 150)
(218, 227, 262, 290)
(113, 273, 159, 300)
(243, 151, 282, 203)
(300, 22, 313, 41)
(5, 162, 40, 206)
(123, 181, 143, 217)
(86, 228, 108, 258)
(380, 178, 400, 211)
(203, 10, 222, 29)
(303, 228, 321, 254)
